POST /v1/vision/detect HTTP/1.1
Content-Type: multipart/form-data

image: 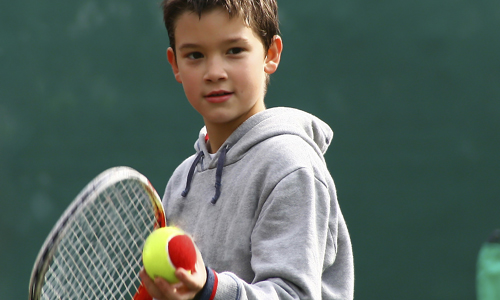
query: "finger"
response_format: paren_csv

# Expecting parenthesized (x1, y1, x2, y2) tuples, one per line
(139, 269, 166, 299)
(194, 245, 206, 273)
(175, 266, 208, 293)
(154, 276, 179, 295)
(175, 268, 197, 290)
(154, 277, 198, 300)
(176, 242, 207, 291)
(163, 283, 199, 300)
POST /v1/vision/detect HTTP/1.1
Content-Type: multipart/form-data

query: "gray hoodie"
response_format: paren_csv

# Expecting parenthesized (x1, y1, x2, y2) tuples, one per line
(162, 107, 354, 300)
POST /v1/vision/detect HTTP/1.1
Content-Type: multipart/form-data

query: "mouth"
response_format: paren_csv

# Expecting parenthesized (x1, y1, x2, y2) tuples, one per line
(204, 90, 233, 103)
(206, 90, 233, 97)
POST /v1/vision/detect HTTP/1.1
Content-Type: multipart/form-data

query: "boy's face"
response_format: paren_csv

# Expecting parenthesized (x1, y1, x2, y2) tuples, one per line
(167, 8, 282, 130)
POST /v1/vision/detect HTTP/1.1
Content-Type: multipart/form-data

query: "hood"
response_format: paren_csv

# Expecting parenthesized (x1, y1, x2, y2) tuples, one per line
(195, 107, 333, 168)
(183, 107, 334, 203)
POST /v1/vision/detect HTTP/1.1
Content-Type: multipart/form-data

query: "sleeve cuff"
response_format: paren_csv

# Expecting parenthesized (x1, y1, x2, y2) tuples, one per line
(194, 267, 218, 300)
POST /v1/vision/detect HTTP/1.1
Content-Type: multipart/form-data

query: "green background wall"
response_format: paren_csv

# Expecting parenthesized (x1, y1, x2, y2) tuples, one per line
(1, 0, 499, 299)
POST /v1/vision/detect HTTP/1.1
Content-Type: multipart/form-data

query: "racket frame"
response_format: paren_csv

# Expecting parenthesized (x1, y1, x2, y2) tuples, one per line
(28, 166, 165, 300)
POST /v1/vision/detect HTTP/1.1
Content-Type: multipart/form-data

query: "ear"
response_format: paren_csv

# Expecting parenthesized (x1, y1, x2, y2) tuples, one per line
(264, 35, 283, 75)
(167, 47, 182, 83)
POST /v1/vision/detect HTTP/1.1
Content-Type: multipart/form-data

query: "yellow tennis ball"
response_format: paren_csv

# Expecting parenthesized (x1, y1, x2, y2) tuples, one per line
(142, 226, 196, 283)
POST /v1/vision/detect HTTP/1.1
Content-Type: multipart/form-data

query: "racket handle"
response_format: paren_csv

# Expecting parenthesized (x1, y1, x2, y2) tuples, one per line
(133, 282, 153, 300)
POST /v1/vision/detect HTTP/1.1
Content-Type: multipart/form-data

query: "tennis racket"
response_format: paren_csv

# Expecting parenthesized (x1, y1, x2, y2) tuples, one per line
(29, 166, 166, 300)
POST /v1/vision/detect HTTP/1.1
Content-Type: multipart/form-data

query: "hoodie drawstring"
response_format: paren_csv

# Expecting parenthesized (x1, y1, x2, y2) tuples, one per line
(211, 145, 229, 204)
(181, 151, 204, 197)
(181, 145, 229, 204)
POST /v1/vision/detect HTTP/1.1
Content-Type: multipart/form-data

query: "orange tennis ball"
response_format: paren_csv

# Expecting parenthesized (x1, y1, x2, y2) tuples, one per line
(142, 227, 197, 283)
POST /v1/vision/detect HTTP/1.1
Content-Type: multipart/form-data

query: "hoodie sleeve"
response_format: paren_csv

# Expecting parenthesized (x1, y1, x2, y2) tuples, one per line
(197, 166, 340, 300)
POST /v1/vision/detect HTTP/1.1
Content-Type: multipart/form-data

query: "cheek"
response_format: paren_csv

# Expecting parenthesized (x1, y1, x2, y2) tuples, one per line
(179, 76, 201, 108)
(183, 83, 198, 104)
(245, 64, 266, 92)
(238, 59, 265, 84)
(179, 70, 199, 92)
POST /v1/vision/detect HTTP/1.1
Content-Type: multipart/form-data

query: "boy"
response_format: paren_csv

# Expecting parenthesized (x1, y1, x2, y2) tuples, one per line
(139, 0, 354, 299)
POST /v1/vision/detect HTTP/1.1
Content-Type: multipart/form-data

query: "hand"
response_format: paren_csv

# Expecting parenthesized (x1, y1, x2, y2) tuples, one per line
(139, 246, 207, 300)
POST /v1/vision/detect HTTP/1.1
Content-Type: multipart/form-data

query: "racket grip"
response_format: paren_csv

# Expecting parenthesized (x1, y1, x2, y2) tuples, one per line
(133, 282, 153, 300)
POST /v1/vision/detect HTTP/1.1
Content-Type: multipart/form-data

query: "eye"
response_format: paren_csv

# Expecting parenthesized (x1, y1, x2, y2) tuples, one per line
(227, 47, 244, 55)
(187, 52, 204, 59)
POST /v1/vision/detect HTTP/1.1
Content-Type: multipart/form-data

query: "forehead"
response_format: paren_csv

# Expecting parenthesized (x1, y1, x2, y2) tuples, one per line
(173, 8, 263, 49)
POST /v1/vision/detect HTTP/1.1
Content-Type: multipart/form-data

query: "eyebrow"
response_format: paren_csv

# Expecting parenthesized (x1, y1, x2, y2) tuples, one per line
(178, 37, 250, 51)
(178, 43, 199, 51)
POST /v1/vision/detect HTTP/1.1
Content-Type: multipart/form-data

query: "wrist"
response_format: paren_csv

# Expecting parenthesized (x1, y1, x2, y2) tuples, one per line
(193, 267, 218, 300)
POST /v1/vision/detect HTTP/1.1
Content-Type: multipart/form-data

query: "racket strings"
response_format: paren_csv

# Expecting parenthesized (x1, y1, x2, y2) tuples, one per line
(40, 179, 158, 300)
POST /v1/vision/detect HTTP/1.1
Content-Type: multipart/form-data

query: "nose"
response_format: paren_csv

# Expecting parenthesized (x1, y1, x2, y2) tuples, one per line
(203, 56, 227, 82)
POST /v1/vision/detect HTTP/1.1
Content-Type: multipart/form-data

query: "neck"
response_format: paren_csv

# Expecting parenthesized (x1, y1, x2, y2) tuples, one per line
(204, 122, 238, 154)
(204, 104, 266, 153)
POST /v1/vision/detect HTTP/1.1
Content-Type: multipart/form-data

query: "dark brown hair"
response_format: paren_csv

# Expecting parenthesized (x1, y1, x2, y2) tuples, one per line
(161, 0, 280, 53)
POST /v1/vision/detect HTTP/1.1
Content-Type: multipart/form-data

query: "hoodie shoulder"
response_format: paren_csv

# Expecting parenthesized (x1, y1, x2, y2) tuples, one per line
(263, 107, 333, 154)
(224, 107, 334, 164)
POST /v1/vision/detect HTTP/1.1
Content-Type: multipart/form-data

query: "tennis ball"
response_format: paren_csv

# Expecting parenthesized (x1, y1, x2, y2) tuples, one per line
(142, 226, 197, 283)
